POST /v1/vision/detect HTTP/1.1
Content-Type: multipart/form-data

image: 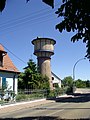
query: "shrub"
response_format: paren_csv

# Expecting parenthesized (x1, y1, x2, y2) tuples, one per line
(16, 94, 27, 101)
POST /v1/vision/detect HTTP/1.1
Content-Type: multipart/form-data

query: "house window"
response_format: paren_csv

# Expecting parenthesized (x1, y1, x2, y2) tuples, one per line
(0, 53, 3, 67)
(53, 83, 58, 88)
(2, 77, 6, 89)
(52, 77, 54, 80)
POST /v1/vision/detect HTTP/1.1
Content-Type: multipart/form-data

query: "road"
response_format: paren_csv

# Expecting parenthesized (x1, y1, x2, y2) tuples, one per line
(0, 93, 90, 120)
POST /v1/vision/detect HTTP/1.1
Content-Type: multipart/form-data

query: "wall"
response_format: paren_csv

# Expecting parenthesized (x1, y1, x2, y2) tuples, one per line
(52, 73, 61, 88)
(0, 71, 18, 94)
(75, 88, 90, 93)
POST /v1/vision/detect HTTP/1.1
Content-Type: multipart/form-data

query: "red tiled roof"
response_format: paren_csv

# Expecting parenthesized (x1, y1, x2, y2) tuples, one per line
(0, 44, 7, 54)
(0, 44, 20, 73)
(0, 44, 4, 51)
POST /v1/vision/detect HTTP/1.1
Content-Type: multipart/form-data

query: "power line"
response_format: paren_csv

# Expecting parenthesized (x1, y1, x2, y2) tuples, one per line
(0, 8, 52, 27)
(0, 3, 60, 32)
(0, 43, 26, 64)
(0, 4, 59, 29)
(0, 12, 55, 31)
(0, 10, 53, 29)
(0, 15, 56, 35)
(0, 3, 60, 65)
(0, 14, 56, 34)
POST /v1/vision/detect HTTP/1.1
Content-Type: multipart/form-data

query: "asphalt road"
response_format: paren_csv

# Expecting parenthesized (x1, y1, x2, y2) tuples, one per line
(0, 93, 90, 120)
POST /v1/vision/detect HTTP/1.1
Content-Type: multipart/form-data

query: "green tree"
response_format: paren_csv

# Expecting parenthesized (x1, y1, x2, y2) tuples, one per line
(85, 80, 90, 88)
(18, 72, 25, 89)
(62, 76, 73, 93)
(55, 0, 90, 60)
(75, 79, 86, 88)
(62, 76, 73, 87)
(23, 59, 38, 89)
(18, 59, 50, 90)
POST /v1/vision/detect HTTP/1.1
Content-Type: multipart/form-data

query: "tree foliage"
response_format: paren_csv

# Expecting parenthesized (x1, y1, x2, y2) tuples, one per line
(0, 0, 54, 12)
(75, 79, 86, 88)
(75, 79, 90, 88)
(0, 0, 6, 12)
(18, 59, 50, 90)
(56, 0, 90, 60)
(62, 76, 90, 88)
(62, 76, 90, 93)
(86, 80, 90, 88)
(62, 76, 73, 94)
(62, 76, 73, 87)
(42, 0, 54, 8)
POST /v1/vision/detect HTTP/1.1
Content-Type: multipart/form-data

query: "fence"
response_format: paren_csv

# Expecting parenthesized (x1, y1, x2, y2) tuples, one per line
(0, 89, 48, 105)
(0, 88, 67, 105)
(16, 89, 48, 101)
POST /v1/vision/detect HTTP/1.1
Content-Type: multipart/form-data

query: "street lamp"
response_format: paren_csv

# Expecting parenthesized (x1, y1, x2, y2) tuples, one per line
(72, 57, 86, 93)
(73, 57, 86, 81)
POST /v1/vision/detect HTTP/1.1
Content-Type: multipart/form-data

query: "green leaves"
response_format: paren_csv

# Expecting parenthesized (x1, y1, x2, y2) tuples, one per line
(55, 0, 90, 60)
(85, 40, 90, 60)
(75, 79, 86, 88)
(0, 0, 6, 12)
(56, 21, 65, 32)
(18, 59, 50, 90)
(0, 0, 54, 13)
(42, 0, 54, 8)
(26, 0, 30, 3)
(62, 76, 73, 87)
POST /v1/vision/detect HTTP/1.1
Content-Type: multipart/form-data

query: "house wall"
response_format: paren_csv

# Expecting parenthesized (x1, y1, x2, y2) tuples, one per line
(6, 78, 17, 94)
(52, 74, 61, 88)
(0, 72, 18, 94)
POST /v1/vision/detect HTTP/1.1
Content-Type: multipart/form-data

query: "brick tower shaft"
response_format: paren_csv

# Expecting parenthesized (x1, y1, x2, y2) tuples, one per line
(38, 57, 52, 89)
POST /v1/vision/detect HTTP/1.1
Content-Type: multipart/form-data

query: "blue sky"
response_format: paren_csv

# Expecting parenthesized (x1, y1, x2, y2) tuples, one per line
(0, 0, 90, 80)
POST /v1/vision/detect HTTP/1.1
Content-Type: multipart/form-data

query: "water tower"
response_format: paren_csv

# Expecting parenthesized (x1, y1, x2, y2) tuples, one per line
(32, 37, 56, 90)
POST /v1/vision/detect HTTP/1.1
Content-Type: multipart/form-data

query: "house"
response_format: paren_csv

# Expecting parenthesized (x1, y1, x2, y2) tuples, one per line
(51, 72, 61, 88)
(0, 44, 20, 94)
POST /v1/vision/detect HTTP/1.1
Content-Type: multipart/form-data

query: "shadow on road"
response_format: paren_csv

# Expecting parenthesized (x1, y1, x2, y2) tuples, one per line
(0, 117, 90, 120)
(55, 93, 90, 103)
(0, 116, 59, 120)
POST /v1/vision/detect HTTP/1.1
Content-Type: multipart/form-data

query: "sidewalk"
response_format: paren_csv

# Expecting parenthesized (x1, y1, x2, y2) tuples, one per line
(0, 98, 55, 114)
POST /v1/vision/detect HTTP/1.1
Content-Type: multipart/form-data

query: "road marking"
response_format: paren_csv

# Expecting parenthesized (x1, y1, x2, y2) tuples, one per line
(46, 109, 64, 116)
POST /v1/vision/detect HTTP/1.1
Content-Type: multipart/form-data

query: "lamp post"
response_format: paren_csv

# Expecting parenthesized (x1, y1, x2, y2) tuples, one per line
(72, 57, 86, 93)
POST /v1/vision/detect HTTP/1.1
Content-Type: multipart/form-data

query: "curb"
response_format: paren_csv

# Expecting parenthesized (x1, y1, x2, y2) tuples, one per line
(0, 98, 46, 109)
(0, 94, 70, 109)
